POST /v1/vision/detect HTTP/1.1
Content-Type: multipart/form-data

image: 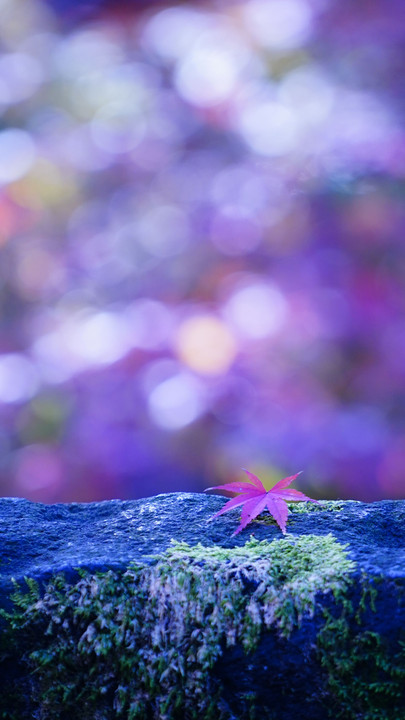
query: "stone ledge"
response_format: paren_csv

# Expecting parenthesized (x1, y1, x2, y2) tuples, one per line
(0, 494, 404, 719)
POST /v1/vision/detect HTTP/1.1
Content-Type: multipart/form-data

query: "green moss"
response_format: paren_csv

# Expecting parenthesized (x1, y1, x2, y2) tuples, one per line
(0, 534, 354, 720)
(317, 578, 405, 720)
(251, 499, 347, 529)
(2, 530, 403, 720)
(288, 500, 348, 513)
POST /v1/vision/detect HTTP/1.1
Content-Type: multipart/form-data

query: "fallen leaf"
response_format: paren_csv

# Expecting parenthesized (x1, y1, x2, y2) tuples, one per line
(205, 469, 319, 535)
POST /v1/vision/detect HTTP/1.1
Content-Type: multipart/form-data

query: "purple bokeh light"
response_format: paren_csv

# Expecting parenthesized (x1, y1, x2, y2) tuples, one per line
(0, 0, 404, 502)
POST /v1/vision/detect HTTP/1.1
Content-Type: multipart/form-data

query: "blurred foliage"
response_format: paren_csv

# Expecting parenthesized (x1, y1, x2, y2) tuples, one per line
(0, 0, 404, 501)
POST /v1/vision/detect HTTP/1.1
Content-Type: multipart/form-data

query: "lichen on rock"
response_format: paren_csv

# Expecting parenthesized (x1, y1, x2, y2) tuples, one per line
(1, 533, 355, 720)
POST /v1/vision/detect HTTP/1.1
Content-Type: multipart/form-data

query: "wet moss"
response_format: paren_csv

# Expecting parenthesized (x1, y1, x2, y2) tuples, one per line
(0, 534, 354, 720)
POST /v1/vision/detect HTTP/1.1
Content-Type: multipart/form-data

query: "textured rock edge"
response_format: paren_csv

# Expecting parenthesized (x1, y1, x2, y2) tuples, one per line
(1, 530, 404, 720)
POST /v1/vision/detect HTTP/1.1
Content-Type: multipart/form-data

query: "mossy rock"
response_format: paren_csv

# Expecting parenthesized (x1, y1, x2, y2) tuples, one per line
(0, 494, 404, 719)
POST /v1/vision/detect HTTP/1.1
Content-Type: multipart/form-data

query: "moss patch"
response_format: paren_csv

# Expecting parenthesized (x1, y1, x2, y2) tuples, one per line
(317, 579, 405, 720)
(288, 500, 347, 513)
(0, 534, 354, 720)
(250, 499, 347, 529)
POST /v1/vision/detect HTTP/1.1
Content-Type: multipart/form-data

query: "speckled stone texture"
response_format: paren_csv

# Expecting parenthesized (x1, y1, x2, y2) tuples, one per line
(0, 494, 404, 720)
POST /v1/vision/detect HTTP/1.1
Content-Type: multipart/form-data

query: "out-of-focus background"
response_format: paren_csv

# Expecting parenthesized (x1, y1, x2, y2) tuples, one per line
(0, 0, 404, 503)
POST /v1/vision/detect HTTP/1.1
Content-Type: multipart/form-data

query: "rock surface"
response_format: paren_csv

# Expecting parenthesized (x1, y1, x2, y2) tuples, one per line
(0, 493, 404, 719)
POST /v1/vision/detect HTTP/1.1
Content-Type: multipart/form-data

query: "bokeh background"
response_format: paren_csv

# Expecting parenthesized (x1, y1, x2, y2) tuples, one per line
(0, 0, 405, 503)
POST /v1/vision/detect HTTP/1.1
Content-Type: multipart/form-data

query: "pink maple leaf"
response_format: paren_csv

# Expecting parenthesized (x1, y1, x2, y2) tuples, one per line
(205, 469, 319, 535)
